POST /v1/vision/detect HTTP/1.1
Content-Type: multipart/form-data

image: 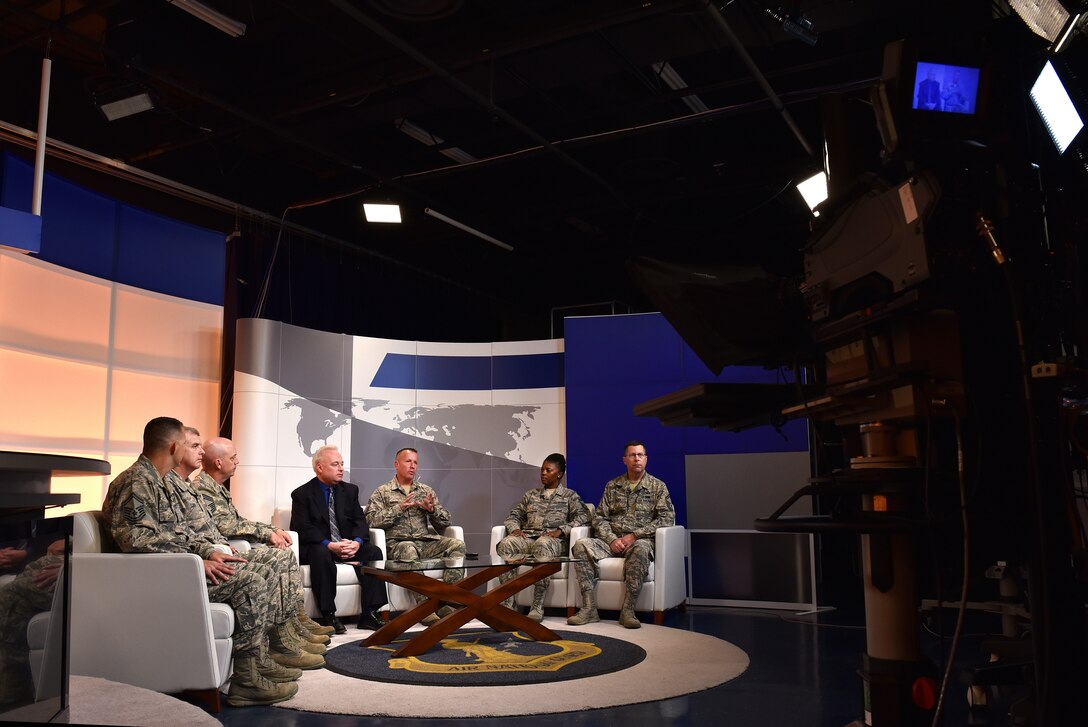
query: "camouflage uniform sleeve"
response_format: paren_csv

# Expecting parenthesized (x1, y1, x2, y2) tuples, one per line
(504, 492, 530, 533)
(365, 484, 402, 529)
(197, 476, 272, 541)
(593, 482, 621, 543)
(562, 490, 589, 537)
(426, 485, 453, 530)
(632, 478, 676, 539)
(106, 472, 189, 555)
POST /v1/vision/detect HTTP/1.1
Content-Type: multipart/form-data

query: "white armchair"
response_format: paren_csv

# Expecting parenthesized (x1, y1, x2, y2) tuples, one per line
(30, 511, 235, 712)
(488, 525, 582, 617)
(569, 523, 687, 625)
(271, 508, 365, 618)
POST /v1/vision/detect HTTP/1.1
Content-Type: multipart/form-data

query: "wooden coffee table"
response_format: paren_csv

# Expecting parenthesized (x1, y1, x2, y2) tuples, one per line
(359, 556, 579, 657)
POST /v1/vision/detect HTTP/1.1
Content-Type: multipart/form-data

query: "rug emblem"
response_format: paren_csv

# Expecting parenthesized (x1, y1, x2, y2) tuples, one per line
(380, 633, 602, 674)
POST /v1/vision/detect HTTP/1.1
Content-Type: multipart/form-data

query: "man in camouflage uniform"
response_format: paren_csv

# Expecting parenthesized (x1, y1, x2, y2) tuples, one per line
(167, 428, 325, 670)
(568, 440, 675, 629)
(496, 452, 588, 621)
(0, 537, 65, 707)
(101, 417, 297, 708)
(366, 447, 465, 624)
(195, 436, 334, 638)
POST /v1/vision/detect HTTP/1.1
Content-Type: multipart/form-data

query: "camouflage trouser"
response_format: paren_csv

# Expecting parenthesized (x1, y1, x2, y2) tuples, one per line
(0, 554, 62, 705)
(388, 537, 466, 600)
(571, 537, 655, 602)
(206, 561, 272, 657)
(496, 534, 564, 592)
(241, 546, 300, 624)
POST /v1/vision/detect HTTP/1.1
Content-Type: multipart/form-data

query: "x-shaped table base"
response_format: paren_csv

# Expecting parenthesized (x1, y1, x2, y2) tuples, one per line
(360, 562, 562, 657)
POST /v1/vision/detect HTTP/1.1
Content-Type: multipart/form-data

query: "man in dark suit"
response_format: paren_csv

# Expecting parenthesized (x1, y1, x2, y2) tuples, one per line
(290, 445, 385, 634)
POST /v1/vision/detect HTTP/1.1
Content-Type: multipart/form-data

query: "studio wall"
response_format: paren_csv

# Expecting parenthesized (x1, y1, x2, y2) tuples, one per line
(230, 318, 565, 558)
(0, 153, 226, 514)
(0, 250, 222, 515)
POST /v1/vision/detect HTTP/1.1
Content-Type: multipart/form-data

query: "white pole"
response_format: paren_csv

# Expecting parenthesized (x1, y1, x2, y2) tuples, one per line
(424, 207, 514, 252)
(32, 53, 52, 216)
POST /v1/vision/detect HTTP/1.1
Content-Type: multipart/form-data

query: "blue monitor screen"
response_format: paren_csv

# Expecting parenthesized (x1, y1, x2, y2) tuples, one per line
(912, 61, 980, 115)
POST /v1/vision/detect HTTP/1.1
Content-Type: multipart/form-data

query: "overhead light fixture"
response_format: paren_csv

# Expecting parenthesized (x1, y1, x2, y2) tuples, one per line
(651, 61, 709, 114)
(168, 0, 247, 37)
(796, 170, 828, 215)
(1009, 0, 1083, 52)
(761, 6, 818, 46)
(394, 118, 477, 163)
(363, 203, 402, 223)
(424, 208, 513, 251)
(95, 89, 155, 121)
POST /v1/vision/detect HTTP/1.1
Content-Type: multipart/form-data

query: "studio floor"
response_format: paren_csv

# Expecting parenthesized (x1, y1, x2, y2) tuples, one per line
(212, 605, 1019, 727)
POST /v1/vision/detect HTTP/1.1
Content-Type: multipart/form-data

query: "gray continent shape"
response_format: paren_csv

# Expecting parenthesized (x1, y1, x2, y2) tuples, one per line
(283, 397, 351, 456)
(395, 404, 540, 458)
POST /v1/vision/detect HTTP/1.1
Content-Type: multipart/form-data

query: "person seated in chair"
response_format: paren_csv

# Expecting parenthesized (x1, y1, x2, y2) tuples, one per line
(366, 447, 466, 625)
(102, 416, 298, 707)
(194, 436, 335, 640)
(568, 440, 675, 629)
(496, 453, 588, 621)
(290, 446, 386, 634)
(167, 427, 326, 672)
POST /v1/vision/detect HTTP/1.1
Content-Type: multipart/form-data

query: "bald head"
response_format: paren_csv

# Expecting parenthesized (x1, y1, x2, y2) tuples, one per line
(202, 437, 239, 483)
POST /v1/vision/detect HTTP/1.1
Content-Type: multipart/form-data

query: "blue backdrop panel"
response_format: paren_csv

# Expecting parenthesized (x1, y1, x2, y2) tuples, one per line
(116, 205, 224, 305)
(1, 152, 225, 305)
(2, 153, 116, 279)
(566, 313, 809, 527)
(370, 353, 564, 390)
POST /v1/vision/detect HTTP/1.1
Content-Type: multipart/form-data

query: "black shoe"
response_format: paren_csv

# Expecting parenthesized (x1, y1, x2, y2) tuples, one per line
(357, 611, 384, 631)
(319, 615, 346, 635)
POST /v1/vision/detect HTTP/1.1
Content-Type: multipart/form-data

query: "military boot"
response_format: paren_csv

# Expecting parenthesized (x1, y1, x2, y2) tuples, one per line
(618, 592, 641, 629)
(286, 619, 327, 654)
(256, 645, 302, 682)
(298, 608, 335, 636)
(291, 616, 330, 644)
(226, 656, 299, 707)
(527, 582, 547, 622)
(567, 589, 599, 625)
(268, 627, 326, 670)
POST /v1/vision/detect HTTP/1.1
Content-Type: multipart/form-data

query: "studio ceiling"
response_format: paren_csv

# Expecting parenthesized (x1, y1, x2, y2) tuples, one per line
(0, 1, 1012, 335)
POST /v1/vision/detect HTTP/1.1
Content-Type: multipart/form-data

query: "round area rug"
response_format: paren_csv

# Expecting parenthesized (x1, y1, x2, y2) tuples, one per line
(70, 675, 221, 726)
(272, 618, 750, 718)
(324, 627, 646, 686)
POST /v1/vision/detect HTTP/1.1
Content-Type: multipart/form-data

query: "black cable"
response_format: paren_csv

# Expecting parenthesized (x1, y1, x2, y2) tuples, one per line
(931, 411, 970, 727)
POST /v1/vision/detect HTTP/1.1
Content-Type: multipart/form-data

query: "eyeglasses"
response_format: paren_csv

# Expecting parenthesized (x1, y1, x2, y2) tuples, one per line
(624, 453, 647, 459)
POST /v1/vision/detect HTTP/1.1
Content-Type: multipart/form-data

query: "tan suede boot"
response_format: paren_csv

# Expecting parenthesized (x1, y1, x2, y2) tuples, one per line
(291, 616, 330, 644)
(618, 592, 641, 629)
(567, 589, 599, 625)
(268, 627, 326, 670)
(256, 645, 302, 682)
(298, 608, 335, 636)
(226, 656, 298, 707)
(527, 582, 547, 622)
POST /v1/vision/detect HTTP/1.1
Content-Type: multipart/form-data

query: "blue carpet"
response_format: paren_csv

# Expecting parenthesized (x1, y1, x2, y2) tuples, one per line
(324, 628, 646, 686)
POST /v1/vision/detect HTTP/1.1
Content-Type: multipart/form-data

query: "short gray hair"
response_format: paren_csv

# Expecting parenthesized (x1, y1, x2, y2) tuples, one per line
(312, 445, 340, 471)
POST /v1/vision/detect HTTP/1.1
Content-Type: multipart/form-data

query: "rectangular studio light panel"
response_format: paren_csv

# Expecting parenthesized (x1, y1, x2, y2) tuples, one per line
(363, 203, 402, 223)
(1030, 60, 1085, 154)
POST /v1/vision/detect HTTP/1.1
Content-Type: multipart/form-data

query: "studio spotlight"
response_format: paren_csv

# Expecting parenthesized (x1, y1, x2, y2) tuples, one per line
(1030, 59, 1085, 154)
(363, 203, 402, 223)
(1009, 0, 1084, 52)
(796, 170, 828, 215)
